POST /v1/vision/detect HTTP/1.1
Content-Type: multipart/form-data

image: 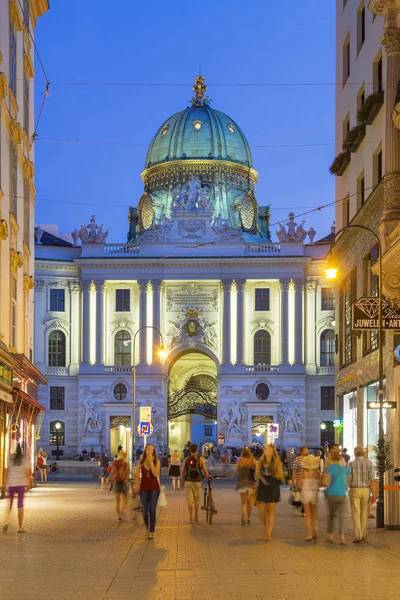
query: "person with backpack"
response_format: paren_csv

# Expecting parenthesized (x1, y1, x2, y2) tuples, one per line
(135, 444, 161, 539)
(110, 450, 130, 521)
(37, 448, 47, 483)
(181, 443, 208, 524)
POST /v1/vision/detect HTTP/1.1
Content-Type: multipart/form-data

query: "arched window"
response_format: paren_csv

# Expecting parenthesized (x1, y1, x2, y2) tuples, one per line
(48, 330, 66, 367)
(320, 329, 335, 366)
(114, 383, 128, 401)
(254, 330, 271, 365)
(114, 330, 131, 366)
(50, 421, 65, 446)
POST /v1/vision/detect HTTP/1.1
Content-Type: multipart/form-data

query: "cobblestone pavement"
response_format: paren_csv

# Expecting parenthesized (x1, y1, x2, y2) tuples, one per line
(1, 479, 400, 600)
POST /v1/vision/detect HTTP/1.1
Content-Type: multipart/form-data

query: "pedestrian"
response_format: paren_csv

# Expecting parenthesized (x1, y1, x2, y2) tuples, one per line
(299, 454, 321, 541)
(324, 448, 348, 545)
(136, 444, 161, 539)
(286, 448, 295, 487)
(110, 450, 130, 521)
(342, 447, 351, 465)
(348, 446, 374, 543)
(290, 446, 308, 516)
(2, 444, 31, 534)
(105, 449, 110, 459)
(89, 447, 96, 462)
(235, 447, 257, 525)
(255, 445, 284, 541)
(98, 452, 109, 490)
(169, 450, 181, 491)
(181, 443, 208, 524)
(161, 453, 169, 476)
(37, 447, 47, 483)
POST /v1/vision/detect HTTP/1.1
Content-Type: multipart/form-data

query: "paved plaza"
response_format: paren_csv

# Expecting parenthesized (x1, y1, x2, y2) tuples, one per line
(1, 479, 400, 600)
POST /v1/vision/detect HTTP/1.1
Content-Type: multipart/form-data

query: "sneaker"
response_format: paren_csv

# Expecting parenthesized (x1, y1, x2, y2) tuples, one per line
(147, 532, 154, 540)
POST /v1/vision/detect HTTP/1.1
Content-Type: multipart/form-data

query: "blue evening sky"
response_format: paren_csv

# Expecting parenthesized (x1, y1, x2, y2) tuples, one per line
(34, 0, 336, 243)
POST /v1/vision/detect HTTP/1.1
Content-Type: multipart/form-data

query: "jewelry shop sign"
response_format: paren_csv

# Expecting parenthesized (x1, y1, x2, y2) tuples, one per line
(352, 297, 400, 330)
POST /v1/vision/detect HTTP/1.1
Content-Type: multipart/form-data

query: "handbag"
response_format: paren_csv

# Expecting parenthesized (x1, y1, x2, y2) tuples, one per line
(157, 476, 168, 508)
(248, 488, 258, 505)
(292, 490, 301, 503)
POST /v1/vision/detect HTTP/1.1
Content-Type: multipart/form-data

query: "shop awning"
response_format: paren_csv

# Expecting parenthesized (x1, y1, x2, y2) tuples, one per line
(12, 388, 46, 412)
(0, 389, 13, 404)
(12, 354, 48, 386)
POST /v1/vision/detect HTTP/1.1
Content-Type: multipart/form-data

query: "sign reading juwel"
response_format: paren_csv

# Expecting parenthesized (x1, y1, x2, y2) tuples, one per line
(352, 297, 400, 330)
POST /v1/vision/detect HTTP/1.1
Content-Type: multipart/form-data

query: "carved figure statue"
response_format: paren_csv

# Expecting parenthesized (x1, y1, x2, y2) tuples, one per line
(197, 186, 212, 210)
(279, 401, 304, 433)
(307, 227, 316, 243)
(75, 215, 110, 245)
(82, 397, 102, 433)
(294, 220, 307, 242)
(171, 176, 211, 213)
(276, 213, 308, 243)
(221, 400, 246, 434)
(212, 213, 231, 233)
(185, 176, 202, 210)
(157, 214, 173, 234)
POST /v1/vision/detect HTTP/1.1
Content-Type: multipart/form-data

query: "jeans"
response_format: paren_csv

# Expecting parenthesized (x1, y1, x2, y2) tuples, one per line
(140, 490, 160, 533)
(327, 495, 347, 533)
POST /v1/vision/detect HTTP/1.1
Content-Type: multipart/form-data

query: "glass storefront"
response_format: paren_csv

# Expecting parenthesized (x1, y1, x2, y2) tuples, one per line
(342, 391, 357, 454)
(363, 381, 386, 460)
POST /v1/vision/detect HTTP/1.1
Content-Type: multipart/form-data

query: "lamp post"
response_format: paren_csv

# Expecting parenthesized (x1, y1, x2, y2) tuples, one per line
(325, 224, 385, 528)
(131, 326, 166, 468)
(55, 421, 62, 461)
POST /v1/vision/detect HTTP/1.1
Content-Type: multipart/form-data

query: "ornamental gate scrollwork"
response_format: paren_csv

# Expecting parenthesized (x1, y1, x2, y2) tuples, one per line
(168, 375, 217, 419)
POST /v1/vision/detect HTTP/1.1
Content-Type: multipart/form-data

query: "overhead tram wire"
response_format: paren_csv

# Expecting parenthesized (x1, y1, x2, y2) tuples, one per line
(29, 79, 376, 88)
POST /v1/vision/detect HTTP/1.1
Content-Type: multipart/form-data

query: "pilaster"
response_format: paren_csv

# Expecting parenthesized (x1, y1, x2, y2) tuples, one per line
(82, 280, 92, 365)
(280, 279, 290, 365)
(138, 280, 148, 365)
(236, 279, 246, 365)
(305, 280, 317, 370)
(222, 280, 233, 364)
(151, 279, 162, 364)
(293, 278, 304, 365)
(94, 280, 106, 365)
(69, 281, 81, 369)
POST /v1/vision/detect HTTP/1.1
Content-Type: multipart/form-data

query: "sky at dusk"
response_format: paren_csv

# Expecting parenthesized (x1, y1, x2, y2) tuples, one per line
(34, 0, 336, 243)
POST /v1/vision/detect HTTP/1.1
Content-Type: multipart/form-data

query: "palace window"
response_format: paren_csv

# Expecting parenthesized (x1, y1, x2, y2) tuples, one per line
(362, 247, 379, 354)
(50, 289, 65, 312)
(255, 288, 270, 311)
(113, 383, 127, 401)
(116, 289, 130, 312)
(254, 330, 271, 365)
(320, 330, 335, 366)
(48, 331, 66, 367)
(50, 387, 65, 410)
(50, 421, 65, 446)
(321, 288, 335, 311)
(114, 330, 131, 366)
(343, 270, 357, 366)
(10, 23, 17, 96)
(321, 386, 335, 411)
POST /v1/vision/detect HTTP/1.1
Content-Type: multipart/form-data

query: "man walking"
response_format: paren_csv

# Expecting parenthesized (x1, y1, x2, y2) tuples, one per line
(181, 444, 208, 524)
(348, 446, 374, 543)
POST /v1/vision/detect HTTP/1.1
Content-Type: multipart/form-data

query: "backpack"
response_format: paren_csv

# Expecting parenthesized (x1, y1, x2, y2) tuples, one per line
(113, 460, 127, 483)
(37, 457, 44, 468)
(184, 455, 202, 482)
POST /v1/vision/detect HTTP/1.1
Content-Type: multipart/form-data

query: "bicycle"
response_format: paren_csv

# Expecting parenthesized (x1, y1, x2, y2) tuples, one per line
(201, 476, 218, 524)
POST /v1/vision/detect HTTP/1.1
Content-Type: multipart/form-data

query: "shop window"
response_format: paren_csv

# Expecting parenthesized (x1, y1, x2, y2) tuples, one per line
(50, 387, 65, 410)
(114, 330, 131, 366)
(255, 288, 270, 311)
(48, 331, 66, 367)
(254, 330, 271, 365)
(321, 288, 335, 311)
(320, 421, 335, 447)
(50, 289, 65, 312)
(204, 426, 213, 436)
(113, 383, 127, 401)
(116, 289, 130, 312)
(321, 386, 335, 411)
(255, 382, 270, 401)
(50, 421, 65, 446)
(343, 270, 357, 366)
(320, 330, 335, 366)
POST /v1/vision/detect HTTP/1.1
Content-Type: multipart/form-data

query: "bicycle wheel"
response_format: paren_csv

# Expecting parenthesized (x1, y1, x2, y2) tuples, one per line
(207, 491, 213, 525)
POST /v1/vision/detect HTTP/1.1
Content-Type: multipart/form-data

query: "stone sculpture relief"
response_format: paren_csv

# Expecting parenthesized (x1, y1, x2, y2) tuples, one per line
(171, 176, 213, 213)
(167, 308, 217, 350)
(81, 397, 103, 434)
(279, 401, 305, 433)
(276, 212, 307, 243)
(72, 215, 109, 245)
(220, 400, 246, 434)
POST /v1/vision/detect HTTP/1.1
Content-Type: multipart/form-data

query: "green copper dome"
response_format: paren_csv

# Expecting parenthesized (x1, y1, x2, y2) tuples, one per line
(145, 104, 253, 169)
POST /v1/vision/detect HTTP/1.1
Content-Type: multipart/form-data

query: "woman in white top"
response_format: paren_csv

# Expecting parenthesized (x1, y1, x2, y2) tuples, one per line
(168, 450, 181, 491)
(3, 444, 31, 534)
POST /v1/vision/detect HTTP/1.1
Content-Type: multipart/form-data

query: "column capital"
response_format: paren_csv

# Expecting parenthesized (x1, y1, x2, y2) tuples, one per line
(82, 280, 92, 292)
(292, 278, 304, 290)
(279, 279, 291, 291)
(93, 280, 107, 293)
(305, 279, 317, 293)
(34, 280, 45, 291)
(221, 279, 233, 292)
(137, 280, 148, 292)
(382, 28, 400, 54)
(236, 279, 246, 291)
(150, 279, 162, 292)
(69, 280, 81, 294)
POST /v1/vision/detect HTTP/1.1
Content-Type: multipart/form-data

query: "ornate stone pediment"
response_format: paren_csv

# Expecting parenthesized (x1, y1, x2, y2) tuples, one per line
(43, 317, 70, 334)
(167, 307, 217, 350)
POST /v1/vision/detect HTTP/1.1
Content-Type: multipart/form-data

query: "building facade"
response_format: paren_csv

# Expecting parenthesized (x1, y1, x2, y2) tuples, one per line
(333, 0, 400, 461)
(0, 0, 49, 494)
(34, 78, 335, 459)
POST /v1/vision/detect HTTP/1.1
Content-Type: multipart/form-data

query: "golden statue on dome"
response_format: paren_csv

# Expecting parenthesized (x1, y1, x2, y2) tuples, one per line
(191, 74, 210, 106)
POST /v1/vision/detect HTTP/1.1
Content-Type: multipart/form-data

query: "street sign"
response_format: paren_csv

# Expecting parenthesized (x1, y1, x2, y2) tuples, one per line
(268, 423, 279, 438)
(138, 422, 153, 436)
(367, 401, 397, 409)
(352, 298, 400, 330)
(140, 406, 152, 422)
(218, 433, 225, 446)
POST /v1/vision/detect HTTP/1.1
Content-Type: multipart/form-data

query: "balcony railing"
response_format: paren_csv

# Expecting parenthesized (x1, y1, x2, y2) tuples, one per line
(316, 366, 335, 375)
(244, 243, 280, 255)
(246, 365, 280, 373)
(46, 367, 69, 376)
(104, 365, 134, 373)
(104, 243, 139, 256)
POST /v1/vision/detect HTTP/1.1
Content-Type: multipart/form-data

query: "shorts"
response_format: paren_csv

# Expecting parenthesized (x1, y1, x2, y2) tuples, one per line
(185, 481, 201, 504)
(113, 481, 127, 495)
(100, 468, 109, 478)
(9, 486, 25, 510)
(300, 478, 319, 505)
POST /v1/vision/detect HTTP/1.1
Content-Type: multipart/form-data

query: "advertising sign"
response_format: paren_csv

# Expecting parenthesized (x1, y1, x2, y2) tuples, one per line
(218, 433, 225, 445)
(352, 298, 400, 330)
(140, 406, 152, 423)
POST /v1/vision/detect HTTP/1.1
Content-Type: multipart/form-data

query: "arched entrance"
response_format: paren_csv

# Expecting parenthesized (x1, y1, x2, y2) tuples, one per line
(168, 351, 217, 454)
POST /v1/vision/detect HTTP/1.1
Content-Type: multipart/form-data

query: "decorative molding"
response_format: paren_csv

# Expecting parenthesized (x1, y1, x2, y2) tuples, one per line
(10, 249, 23, 272)
(69, 281, 81, 294)
(9, 0, 23, 31)
(93, 280, 107, 292)
(292, 278, 304, 290)
(23, 52, 34, 79)
(8, 89, 19, 116)
(34, 280, 45, 291)
(316, 366, 335, 376)
(0, 219, 8, 241)
(9, 119, 22, 144)
(137, 279, 148, 292)
(23, 158, 34, 180)
(236, 279, 246, 292)
(45, 367, 69, 376)
(0, 72, 7, 99)
(150, 279, 162, 292)
(279, 279, 291, 292)
(383, 175, 400, 211)
(382, 28, 400, 54)
(43, 317, 70, 335)
(221, 279, 233, 292)
(23, 274, 34, 294)
(305, 280, 317, 293)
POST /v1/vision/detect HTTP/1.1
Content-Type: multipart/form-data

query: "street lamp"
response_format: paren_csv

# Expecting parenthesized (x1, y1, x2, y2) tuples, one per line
(325, 224, 385, 528)
(131, 326, 165, 468)
(55, 421, 62, 461)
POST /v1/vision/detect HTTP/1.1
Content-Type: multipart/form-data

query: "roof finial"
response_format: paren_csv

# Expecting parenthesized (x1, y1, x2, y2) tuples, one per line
(191, 74, 210, 106)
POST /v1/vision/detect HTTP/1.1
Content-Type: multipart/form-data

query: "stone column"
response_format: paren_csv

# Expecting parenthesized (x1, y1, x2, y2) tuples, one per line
(305, 280, 316, 366)
(236, 280, 246, 365)
(94, 280, 106, 365)
(34, 280, 46, 364)
(293, 279, 304, 364)
(82, 280, 92, 364)
(222, 280, 233, 364)
(280, 279, 290, 365)
(138, 280, 148, 365)
(382, 28, 400, 175)
(69, 281, 81, 367)
(152, 280, 162, 363)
